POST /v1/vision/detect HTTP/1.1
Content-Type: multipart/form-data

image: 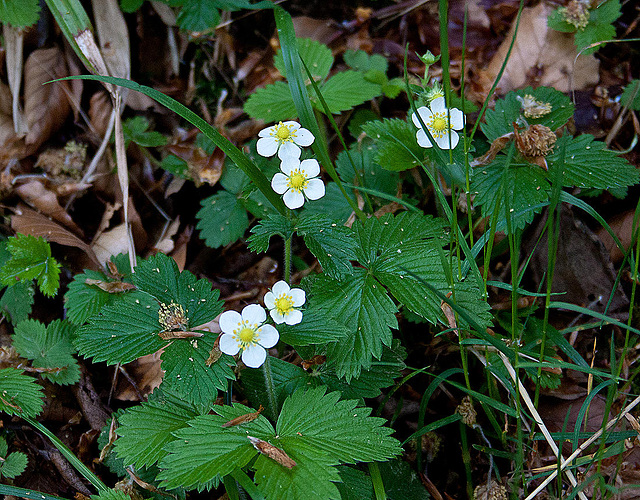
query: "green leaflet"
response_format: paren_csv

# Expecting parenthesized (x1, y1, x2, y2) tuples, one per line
(0, 0, 40, 27)
(361, 118, 424, 172)
(0, 368, 44, 417)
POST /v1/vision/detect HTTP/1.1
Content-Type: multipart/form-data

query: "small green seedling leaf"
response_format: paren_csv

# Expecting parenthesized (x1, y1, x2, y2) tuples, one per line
(0, 234, 61, 297)
(274, 38, 334, 81)
(0, 437, 28, 479)
(0, 0, 41, 27)
(0, 368, 44, 417)
(121, 116, 167, 147)
(0, 281, 35, 325)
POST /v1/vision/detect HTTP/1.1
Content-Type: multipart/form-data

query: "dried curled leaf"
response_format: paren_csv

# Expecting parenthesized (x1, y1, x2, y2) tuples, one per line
(158, 330, 204, 340)
(301, 355, 327, 370)
(205, 336, 222, 366)
(222, 405, 264, 428)
(247, 436, 297, 469)
(84, 278, 136, 293)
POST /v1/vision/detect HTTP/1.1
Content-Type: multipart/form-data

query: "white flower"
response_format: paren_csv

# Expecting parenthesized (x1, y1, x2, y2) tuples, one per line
(264, 281, 305, 325)
(218, 304, 279, 368)
(411, 97, 465, 149)
(271, 158, 325, 209)
(257, 121, 314, 160)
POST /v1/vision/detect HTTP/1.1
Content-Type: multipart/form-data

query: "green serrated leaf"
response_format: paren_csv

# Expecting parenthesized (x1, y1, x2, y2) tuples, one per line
(317, 71, 381, 114)
(0, 451, 28, 479)
(379, 459, 430, 500)
(274, 38, 334, 81)
(547, 7, 577, 33)
(160, 333, 235, 406)
(64, 255, 134, 326)
(481, 87, 574, 142)
(175, 0, 221, 32)
(90, 490, 132, 500)
(122, 116, 167, 147)
(196, 191, 249, 248)
(574, 20, 615, 54)
(0, 368, 44, 417)
(302, 182, 357, 224)
(361, 118, 424, 171)
(0, 280, 34, 325)
(473, 155, 551, 232)
(277, 304, 349, 346)
(590, 0, 621, 24)
(343, 50, 388, 74)
(0, 234, 61, 297)
(0, 0, 40, 27)
(335, 145, 400, 197)
(551, 134, 640, 191)
(311, 269, 398, 380)
(296, 214, 356, 279)
(115, 391, 203, 469)
(336, 466, 374, 500)
(13, 319, 80, 385)
(621, 80, 640, 110)
(247, 214, 295, 253)
(0, 436, 7, 456)
(132, 253, 223, 327)
(244, 81, 298, 122)
(161, 155, 191, 179)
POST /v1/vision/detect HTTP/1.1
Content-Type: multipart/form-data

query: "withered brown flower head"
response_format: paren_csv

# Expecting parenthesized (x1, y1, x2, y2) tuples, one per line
(515, 124, 557, 158)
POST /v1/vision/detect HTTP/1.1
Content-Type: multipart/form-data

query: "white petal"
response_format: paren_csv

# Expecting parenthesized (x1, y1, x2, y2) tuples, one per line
(294, 127, 314, 147)
(304, 178, 325, 201)
(283, 189, 304, 209)
(430, 96, 446, 113)
(434, 130, 459, 149)
(271, 173, 289, 194)
(271, 280, 290, 296)
(300, 158, 320, 177)
(258, 125, 276, 138)
(219, 310, 242, 334)
(270, 309, 286, 324)
(242, 304, 266, 324)
(284, 309, 303, 326)
(242, 344, 267, 368)
(411, 106, 432, 128)
(449, 108, 465, 130)
(278, 142, 301, 161)
(416, 129, 433, 148)
(289, 288, 306, 307)
(264, 291, 276, 310)
(282, 120, 300, 131)
(257, 324, 279, 348)
(219, 333, 240, 355)
(280, 156, 300, 176)
(257, 137, 278, 157)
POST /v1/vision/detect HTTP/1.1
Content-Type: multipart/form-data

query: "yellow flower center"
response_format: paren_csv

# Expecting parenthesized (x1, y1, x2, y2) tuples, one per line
(430, 116, 448, 133)
(273, 122, 296, 143)
(274, 295, 294, 315)
(287, 170, 308, 192)
(238, 327, 256, 343)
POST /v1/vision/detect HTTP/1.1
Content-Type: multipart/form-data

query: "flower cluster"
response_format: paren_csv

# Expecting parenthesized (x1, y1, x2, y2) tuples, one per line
(412, 96, 465, 150)
(257, 121, 325, 209)
(218, 281, 305, 368)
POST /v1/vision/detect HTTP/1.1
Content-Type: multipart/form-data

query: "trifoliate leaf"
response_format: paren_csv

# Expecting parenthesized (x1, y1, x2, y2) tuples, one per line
(335, 144, 400, 197)
(122, 116, 167, 147)
(473, 155, 551, 232)
(0, 451, 28, 479)
(0, 280, 34, 325)
(247, 214, 295, 254)
(296, 214, 356, 279)
(158, 404, 275, 490)
(301, 182, 357, 224)
(65, 254, 134, 325)
(0, 234, 60, 297)
(175, 0, 220, 32)
(343, 50, 388, 74)
(132, 253, 223, 328)
(317, 71, 381, 114)
(621, 80, 640, 111)
(310, 269, 398, 380)
(574, 0, 620, 54)
(274, 38, 334, 81)
(196, 191, 249, 248)
(278, 304, 349, 346)
(90, 490, 131, 500)
(244, 81, 297, 122)
(550, 134, 640, 191)
(160, 333, 235, 406)
(0, 0, 40, 27)
(481, 87, 574, 142)
(362, 119, 424, 171)
(115, 391, 203, 469)
(13, 319, 80, 385)
(0, 368, 43, 417)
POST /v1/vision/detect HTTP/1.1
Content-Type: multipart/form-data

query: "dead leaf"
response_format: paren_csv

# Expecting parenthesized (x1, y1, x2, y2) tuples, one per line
(91, 0, 131, 80)
(157, 330, 204, 340)
(115, 352, 164, 401)
(11, 207, 102, 268)
(154, 217, 180, 254)
(92, 223, 130, 265)
(247, 436, 297, 469)
(597, 210, 635, 264)
(24, 47, 72, 149)
(479, 3, 600, 96)
(301, 355, 326, 370)
(84, 279, 136, 293)
(89, 91, 113, 138)
(222, 406, 263, 428)
(14, 181, 83, 234)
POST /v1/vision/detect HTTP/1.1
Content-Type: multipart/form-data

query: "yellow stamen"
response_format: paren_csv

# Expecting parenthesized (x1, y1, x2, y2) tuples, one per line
(238, 327, 256, 343)
(274, 295, 294, 315)
(287, 170, 308, 192)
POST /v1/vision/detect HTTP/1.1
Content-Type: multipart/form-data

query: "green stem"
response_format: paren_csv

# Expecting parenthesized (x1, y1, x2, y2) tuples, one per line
(261, 355, 279, 421)
(0, 485, 68, 500)
(284, 234, 292, 285)
(368, 462, 386, 500)
(24, 416, 108, 493)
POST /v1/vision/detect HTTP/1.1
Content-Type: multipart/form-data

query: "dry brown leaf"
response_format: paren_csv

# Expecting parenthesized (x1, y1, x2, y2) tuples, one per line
(92, 223, 130, 265)
(115, 352, 164, 401)
(222, 406, 263, 428)
(247, 436, 297, 469)
(84, 279, 136, 293)
(14, 181, 82, 234)
(3, 25, 27, 136)
(89, 91, 113, 137)
(154, 217, 180, 254)
(11, 206, 102, 268)
(479, 2, 600, 96)
(24, 47, 72, 149)
(91, 0, 131, 80)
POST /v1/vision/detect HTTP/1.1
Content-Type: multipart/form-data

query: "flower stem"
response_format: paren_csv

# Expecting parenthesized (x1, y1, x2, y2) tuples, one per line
(261, 355, 279, 421)
(284, 235, 292, 285)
